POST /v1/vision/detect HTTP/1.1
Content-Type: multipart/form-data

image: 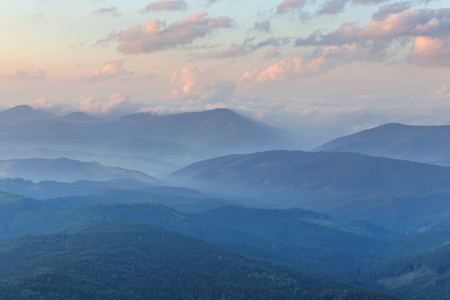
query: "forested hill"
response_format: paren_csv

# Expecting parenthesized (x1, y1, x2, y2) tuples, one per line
(0, 223, 399, 300)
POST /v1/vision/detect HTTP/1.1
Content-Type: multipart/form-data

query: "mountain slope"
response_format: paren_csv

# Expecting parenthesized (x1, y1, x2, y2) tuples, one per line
(0, 157, 157, 183)
(374, 243, 450, 300)
(172, 150, 450, 200)
(315, 123, 450, 165)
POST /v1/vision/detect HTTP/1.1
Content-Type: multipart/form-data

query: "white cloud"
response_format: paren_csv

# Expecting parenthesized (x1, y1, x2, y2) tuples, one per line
(24, 97, 54, 110)
(78, 93, 134, 115)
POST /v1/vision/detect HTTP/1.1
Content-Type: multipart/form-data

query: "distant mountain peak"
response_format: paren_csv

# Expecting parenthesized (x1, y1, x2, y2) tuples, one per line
(0, 105, 57, 126)
(57, 111, 108, 125)
(112, 108, 289, 153)
(7, 105, 33, 111)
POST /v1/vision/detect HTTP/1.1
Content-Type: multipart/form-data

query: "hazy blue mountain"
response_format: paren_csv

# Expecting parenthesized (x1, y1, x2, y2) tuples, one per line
(172, 150, 450, 200)
(0, 223, 399, 300)
(315, 123, 450, 165)
(321, 194, 450, 233)
(55, 112, 108, 125)
(171, 150, 450, 231)
(108, 108, 290, 153)
(0, 177, 212, 203)
(112, 138, 206, 165)
(0, 178, 155, 199)
(0, 107, 289, 176)
(0, 105, 56, 126)
(0, 157, 157, 183)
(0, 107, 288, 155)
(47, 189, 229, 213)
(0, 148, 180, 176)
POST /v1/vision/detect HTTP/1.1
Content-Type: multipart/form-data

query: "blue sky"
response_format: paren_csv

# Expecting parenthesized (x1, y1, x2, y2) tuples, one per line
(0, 0, 449, 148)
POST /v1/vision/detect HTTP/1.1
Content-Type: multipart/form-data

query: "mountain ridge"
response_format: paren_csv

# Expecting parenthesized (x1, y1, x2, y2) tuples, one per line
(315, 123, 450, 165)
(0, 157, 157, 183)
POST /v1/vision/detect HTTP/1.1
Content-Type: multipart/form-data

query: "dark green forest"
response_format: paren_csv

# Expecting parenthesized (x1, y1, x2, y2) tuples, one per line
(0, 223, 400, 300)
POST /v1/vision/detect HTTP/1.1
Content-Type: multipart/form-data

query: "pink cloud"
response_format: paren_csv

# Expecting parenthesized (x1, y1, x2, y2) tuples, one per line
(82, 61, 134, 82)
(410, 36, 450, 66)
(357, 8, 449, 40)
(98, 12, 233, 54)
(296, 8, 450, 66)
(238, 44, 367, 89)
(434, 85, 450, 97)
(169, 67, 234, 102)
(298, 8, 450, 46)
(277, 0, 306, 14)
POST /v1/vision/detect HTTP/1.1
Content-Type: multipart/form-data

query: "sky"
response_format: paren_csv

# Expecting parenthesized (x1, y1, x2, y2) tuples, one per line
(0, 0, 449, 148)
